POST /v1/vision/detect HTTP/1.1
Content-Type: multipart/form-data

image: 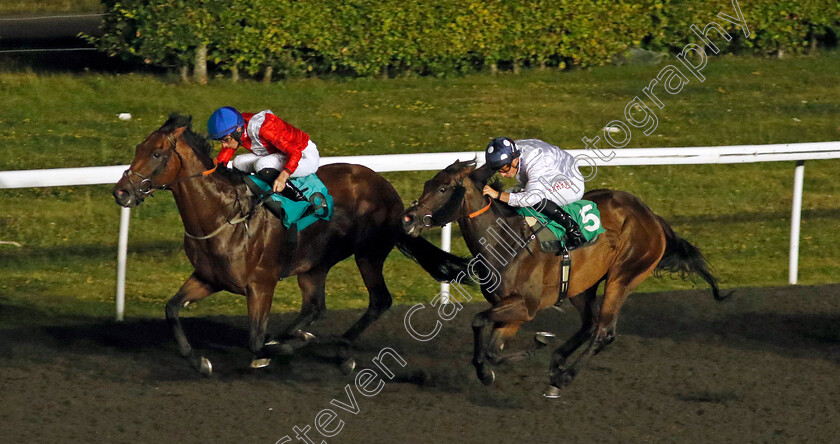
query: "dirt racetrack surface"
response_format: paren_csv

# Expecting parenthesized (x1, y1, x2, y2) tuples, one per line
(2, 283, 839, 443)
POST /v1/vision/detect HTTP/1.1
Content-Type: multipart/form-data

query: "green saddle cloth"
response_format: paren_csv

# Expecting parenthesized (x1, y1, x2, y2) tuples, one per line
(245, 174, 333, 231)
(517, 199, 606, 247)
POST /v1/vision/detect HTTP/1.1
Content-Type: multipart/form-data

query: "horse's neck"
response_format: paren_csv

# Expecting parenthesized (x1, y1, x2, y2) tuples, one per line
(457, 180, 529, 265)
(170, 155, 243, 236)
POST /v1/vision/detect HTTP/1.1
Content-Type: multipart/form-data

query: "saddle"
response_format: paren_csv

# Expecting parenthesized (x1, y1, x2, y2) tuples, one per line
(243, 174, 333, 232)
(518, 199, 604, 255)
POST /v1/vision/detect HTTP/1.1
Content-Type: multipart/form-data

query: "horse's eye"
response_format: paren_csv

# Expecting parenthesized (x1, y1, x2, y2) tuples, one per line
(439, 186, 447, 193)
(153, 152, 161, 159)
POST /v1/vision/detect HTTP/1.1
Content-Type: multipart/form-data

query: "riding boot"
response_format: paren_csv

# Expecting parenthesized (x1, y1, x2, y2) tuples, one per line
(279, 180, 307, 202)
(255, 168, 281, 200)
(257, 168, 305, 202)
(539, 200, 586, 249)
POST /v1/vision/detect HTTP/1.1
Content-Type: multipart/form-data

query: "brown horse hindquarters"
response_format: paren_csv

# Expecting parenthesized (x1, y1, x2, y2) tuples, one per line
(594, 190, 667, 323)
(312, 163, 405, 341)
(543, 190, 668, 392)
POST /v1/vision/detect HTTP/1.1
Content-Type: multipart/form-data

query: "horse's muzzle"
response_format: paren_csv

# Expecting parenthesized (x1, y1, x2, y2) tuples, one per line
(113, 185, 144, 208)
(401, 208, 426, 237)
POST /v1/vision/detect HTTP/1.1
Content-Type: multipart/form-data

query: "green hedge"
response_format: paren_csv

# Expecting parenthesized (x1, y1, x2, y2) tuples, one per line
(648, 0, 840, 56)
(91, 0, 840, 79)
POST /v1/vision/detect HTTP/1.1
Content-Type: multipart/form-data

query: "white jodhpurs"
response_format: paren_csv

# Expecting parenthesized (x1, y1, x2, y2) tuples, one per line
(232, 140, 319, 178)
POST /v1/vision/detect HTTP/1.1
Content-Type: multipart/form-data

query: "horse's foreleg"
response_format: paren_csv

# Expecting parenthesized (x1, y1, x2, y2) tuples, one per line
(484, 322, 535, 365)
(474, 299, 534, 381)
(471, 310, 495, 385)
(246, 281, 278, 369)
(165, 272, 217, 375)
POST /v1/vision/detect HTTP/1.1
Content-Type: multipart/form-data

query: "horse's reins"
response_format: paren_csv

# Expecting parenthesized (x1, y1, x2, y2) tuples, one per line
(122, 133, 248, 240)
(469, 199, 492, 219)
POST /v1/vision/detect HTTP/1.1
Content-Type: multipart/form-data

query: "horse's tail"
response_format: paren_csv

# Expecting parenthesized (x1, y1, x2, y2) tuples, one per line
(654, 215, 732, 301)
(395, 231, 471, 282)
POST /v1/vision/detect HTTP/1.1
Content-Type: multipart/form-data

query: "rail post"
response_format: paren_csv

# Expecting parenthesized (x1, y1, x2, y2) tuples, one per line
(439, 222, 452, 303)
(788, 160, 805, 285)
(115, 206, 130, 321)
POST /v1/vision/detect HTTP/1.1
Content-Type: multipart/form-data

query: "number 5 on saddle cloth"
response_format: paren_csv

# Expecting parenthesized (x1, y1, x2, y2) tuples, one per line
(243, 174, 333, 232)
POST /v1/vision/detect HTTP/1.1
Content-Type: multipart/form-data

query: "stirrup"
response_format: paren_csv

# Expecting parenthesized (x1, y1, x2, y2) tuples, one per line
(308, 192, 328, 215)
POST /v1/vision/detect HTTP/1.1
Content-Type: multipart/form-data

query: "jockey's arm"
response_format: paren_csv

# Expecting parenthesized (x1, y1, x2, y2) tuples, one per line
(215, 146, 236, 165)
(482, 186, 511, 203)
(260, 118, 303, 176)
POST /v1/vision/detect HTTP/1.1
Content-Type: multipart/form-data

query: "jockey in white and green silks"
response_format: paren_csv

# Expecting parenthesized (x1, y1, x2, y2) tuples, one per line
(481, 137, 587, 249)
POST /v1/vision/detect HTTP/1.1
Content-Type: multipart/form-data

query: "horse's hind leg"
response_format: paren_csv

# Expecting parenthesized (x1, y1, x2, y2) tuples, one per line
(165, 272, 217, 375)
(340, 256, 392, 342)
(278, 267, 328, 341)
(549, 283, 599, 371)
(546, 270, 652, 397)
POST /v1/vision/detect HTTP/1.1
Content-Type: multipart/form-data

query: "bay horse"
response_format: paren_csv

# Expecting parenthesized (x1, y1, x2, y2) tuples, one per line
(401, 160, 729, 397)
(112, 114, 467, 375)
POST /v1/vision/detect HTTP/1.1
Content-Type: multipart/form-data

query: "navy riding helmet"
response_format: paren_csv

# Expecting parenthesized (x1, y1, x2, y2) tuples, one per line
(485, 137, 520, 170)
(207, 106, 245, 140)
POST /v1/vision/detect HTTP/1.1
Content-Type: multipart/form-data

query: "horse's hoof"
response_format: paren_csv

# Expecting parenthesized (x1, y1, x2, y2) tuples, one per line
(480, 370, 495, 386)
(534, 331, 555, 346)
(543, 385, 562, 399)
(200, 357, 213, 376)
(340, 357, 356, 376)
(296, 330, 317, 343)
(250, 358, 271, 369)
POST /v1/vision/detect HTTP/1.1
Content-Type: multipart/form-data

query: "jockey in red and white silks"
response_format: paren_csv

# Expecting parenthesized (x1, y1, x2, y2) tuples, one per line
(505, 139, 584, 208)
(215, 110, 319, 178)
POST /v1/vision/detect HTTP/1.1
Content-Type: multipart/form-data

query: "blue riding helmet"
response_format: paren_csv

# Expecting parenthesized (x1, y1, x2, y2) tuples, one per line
(485, 137, 520, 170)
(207, 106, 245, 140)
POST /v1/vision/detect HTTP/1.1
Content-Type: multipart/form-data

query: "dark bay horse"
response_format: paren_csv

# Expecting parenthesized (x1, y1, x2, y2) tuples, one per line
(401, 160, 729, 397)
(113, 115, 467, 375)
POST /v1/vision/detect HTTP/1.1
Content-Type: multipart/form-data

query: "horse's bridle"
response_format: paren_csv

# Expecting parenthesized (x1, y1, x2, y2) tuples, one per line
(121, 134, 182, 197)
(122, 134, 218, 197)
(410, 183, 467, 228)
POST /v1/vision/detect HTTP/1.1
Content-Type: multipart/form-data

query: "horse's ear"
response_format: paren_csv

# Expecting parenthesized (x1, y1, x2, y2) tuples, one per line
(172, 126, 188, 139)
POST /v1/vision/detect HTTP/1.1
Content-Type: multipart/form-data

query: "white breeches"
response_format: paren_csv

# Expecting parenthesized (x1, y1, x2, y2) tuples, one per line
(232, 140, 319, 178)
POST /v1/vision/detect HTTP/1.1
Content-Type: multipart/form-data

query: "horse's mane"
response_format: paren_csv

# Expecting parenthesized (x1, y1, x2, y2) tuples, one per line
(160, 113, 213, 159)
